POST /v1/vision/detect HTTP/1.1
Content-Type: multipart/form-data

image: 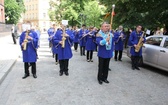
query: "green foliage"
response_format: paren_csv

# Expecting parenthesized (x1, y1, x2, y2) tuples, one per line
(99, 0, 168, 29)
(5, 0, 25, 24)
(48, 0, 105, 27)
(82, 1, 106, 27)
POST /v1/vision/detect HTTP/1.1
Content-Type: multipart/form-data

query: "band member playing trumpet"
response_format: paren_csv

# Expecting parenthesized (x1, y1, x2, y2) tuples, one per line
(73, 26, 79, 52)
(96, 22, 114, 85)
(19, 22, 39, 79)
(48, 24, 56, 57)
(128, 25, 146, 70)
(114, 25, 125, 61)
(53, 24, 74, 76)
(85, 26, 96, 62)
(79, 24, 89, 56)
(51, 28, 59, 65)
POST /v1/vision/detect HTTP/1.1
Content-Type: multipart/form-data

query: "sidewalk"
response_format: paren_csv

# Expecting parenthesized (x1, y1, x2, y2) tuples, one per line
(0, 33, 20, 84)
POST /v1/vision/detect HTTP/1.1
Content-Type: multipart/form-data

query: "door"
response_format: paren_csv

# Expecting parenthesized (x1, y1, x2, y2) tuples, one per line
(143, 37, 163, 65)
(158, 37, 168, 70)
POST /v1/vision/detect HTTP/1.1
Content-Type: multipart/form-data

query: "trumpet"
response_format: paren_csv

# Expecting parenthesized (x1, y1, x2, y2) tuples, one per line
(23, 30, 30, 50)
(61, 27, 66, 48)
(116, 32, 124, 43)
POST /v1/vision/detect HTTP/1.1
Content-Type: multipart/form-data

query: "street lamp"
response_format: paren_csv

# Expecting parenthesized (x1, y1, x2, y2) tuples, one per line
(110, 4, 115, 30)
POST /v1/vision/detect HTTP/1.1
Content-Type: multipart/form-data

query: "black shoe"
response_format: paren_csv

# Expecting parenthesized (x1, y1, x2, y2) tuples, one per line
(90, 60, 93, 62)
(103, 80, 109, 83)
(132, 67, 135, 70)
(83, 54, 86, 56)
(22, 74, 29, 79)
(135, 67, 140, 70)
(98, 80, 103, 85)
(59, 72, 63, 76)
(108, 68, 111, 71)
(33, 74, 37, 78)
(115, 59, 117, 61)
(64, 71, 69, 76)
(118, 59, 122, 61)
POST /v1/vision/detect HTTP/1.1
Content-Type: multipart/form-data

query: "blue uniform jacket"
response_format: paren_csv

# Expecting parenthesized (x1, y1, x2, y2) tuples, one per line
(114, 31, 125, 51)
(85, 31, 96, 51)
(73, 30, 79, 43)
(79, 29, 89, 47)
(47, 28, 55, 36)
(19, 30, 38, 62)
(53, 29, 74, 60)
(51, 32, 58, 54)
(48, 28, 55, 41)
(96, 31, 114, 58)
(129, 31, 146, 56)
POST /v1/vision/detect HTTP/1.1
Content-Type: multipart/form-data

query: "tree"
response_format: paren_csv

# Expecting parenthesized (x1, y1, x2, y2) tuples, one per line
(99, 0, 168, 29)
(82, 1, 106, 27)
(5, 0, 25, 24)
(48, 0, 105, 27)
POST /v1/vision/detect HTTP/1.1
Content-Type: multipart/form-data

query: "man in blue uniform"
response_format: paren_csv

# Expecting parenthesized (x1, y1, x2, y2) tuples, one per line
(48, 24, 56, 58)
(96, 22, 114, 85)
(79, 24, 88, 56)
(85, 26, 96, 62)
(129, 25, 146, 70)
(114, 25, 125, 61)
(54, 24, 74, 76)
(73, 26, 79, 52)
(51, 28, 59, 65)
(20, 23, 39, 79)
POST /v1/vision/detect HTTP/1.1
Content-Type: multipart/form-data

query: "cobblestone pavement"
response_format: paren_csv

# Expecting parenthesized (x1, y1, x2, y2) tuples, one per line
(0, 33, 168, 105)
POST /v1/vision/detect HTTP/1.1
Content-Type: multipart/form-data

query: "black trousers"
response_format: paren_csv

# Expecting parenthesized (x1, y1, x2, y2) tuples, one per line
(114, 50, 123, 60)
(12, 33, 16, 44)
(74, 43, 78, 50)
(24, 62, 36, 75)
(55, 54, 58, 62)
(97, 57, 110, 81)
(87, 50, 93, 60)
(59, 59, 69, 73)
(131, 56, 140, 68)
(80, 46, 85, 56)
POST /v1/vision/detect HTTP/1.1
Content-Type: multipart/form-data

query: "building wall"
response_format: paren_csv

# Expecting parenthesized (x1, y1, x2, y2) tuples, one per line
(0, 0, 5, 23)
(22, 0, 54, 31)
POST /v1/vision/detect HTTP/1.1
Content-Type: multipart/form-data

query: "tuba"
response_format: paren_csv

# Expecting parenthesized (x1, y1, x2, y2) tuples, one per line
(61, 27, 66, 48)
(23, 30, 30, 50)
(135, 31, 145, 52)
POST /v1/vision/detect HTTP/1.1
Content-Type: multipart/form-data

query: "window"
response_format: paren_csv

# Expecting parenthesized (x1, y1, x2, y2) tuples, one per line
(146, 37, 163, 46)
(32, 4, 34, 10)
(43, 13, 46, 18)
(164, 38, 168, 48)
(43, 22, 46, 27)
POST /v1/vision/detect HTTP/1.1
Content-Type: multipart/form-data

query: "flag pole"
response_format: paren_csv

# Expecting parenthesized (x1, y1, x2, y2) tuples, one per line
(110, 4, 115, 30)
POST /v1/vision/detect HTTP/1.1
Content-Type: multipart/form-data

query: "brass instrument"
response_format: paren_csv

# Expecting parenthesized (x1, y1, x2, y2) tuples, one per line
(116, 32, 124, 43)
(61, 27, 66, 48)
(135, 31, 145, 52)
(23, 30, 30, 50)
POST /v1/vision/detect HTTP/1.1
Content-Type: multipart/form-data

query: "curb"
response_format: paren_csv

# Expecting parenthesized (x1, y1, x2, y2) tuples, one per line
(0, 58, 18, 85)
